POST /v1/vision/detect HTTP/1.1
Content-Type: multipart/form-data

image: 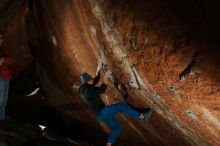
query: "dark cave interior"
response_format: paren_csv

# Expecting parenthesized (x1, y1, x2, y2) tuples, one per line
(0, 0, 220, 146)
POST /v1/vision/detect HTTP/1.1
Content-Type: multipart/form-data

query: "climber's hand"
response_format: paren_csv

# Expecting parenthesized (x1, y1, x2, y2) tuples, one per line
(97, 61, 103, 71)
(105, 70, 112, 78)
(96, 61, 103, 75)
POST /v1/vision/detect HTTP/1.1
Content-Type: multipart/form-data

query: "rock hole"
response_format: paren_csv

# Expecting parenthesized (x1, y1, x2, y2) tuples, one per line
(130, 36, 138, 50)
(179, 60, 195, 81)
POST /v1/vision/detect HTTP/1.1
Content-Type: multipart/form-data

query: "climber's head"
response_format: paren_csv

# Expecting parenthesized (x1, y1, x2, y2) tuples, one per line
(80, 72, 93, 84)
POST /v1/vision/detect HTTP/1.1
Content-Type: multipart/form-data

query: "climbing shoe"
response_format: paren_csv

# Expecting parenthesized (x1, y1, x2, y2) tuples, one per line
(141, 108, 152, 122)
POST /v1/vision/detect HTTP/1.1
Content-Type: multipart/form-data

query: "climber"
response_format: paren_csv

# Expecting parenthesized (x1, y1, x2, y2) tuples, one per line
(0, 34, 13, 127)
(79, 62, 152, 146)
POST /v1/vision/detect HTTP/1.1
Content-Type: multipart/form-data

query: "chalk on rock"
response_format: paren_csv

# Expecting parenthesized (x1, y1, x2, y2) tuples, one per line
(186, 109, 198, 120)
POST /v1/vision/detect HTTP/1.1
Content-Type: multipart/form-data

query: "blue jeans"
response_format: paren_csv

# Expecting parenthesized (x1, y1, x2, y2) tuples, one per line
(96, 103, 141, 144)
(0, 77, 9, 121)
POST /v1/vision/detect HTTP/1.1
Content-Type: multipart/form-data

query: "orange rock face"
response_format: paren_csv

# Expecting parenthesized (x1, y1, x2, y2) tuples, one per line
(1, 0, 220, 145)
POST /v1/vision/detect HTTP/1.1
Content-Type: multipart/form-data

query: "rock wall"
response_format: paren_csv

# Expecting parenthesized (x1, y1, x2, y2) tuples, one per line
(1, 0, 220, 145)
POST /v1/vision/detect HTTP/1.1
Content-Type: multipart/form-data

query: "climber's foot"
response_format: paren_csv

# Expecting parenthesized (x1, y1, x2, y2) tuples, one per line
(139, 108, 152, 121)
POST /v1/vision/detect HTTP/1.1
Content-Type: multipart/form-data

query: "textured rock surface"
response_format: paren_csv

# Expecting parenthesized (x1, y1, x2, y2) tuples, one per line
(1, 0, 220, 145)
